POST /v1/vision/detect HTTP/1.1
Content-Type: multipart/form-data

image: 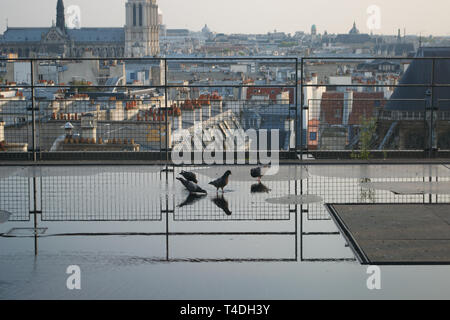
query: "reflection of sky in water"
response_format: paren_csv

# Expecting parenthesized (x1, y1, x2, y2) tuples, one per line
(0, 164, 450, 299)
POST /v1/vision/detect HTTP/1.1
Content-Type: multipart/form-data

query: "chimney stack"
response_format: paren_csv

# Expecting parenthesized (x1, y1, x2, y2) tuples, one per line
(0, 121, 5, 142)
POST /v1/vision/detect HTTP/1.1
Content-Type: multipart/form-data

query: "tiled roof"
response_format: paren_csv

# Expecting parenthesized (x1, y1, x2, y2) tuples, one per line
(0, 27, 124, 43)
(1, 28, 49, 42)
(67, 28, 124, 43)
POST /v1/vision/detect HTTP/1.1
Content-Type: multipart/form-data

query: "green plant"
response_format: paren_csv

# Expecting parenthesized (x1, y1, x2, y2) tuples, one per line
(351, 116, 377, 160)
(71, 80, 96, 93)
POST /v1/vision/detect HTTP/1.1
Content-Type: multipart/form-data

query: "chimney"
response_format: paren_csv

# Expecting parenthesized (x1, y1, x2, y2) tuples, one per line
(202, 104, 212, 121)
(171, 113, 183, 131)
(64, 122, 74, 137)
(0, 121, 5, 142)
(81, 114, 97, 143)
(182, 108, 196, 128)
(211, 100, 223, 117)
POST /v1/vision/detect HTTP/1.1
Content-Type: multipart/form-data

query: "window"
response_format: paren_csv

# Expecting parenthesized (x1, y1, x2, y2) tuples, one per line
(133, 4, 137, 26)
(309, 132, 317, 141)
(335, 109, 341, 118)
(139, 4, 143, 26)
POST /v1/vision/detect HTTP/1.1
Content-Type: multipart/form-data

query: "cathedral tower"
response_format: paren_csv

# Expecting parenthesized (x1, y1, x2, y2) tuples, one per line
(56, 0, 66, 32)
(125, 0, 160, 57)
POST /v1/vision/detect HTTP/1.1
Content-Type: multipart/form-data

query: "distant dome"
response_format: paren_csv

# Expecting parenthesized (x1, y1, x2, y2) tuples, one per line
(349, 22, 360, 34)
(202, 24, 211, 34)
(311, 24, 317, 34)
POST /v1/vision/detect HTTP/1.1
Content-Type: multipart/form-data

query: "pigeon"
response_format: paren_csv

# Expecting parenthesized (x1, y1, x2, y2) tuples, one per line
(251, 183, 271, 194)
(251, 166, 269, 182)
(0, 210, 11, 224)
(179, 170, 198, 184)
(212, 195, 232, 216)
(209, 170, 232, 193)
(176, 177, 207, 194)
(177, 193, 206, 208)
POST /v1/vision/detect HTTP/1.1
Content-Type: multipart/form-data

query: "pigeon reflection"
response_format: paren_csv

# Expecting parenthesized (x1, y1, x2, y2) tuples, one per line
(177, 193, 207, 208)
(212, 195, 232, 216)
(251, 183, 271, 194)
(0, 210, 11, 224)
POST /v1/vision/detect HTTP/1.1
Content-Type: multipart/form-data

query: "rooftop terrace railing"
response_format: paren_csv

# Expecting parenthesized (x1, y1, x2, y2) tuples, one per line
(0, 56, 450, 162)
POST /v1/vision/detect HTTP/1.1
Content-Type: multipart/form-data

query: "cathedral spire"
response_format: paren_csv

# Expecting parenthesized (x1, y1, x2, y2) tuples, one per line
(56, 0, 66, 32)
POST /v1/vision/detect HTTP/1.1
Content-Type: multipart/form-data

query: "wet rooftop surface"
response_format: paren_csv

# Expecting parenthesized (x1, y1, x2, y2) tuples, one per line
(0, 164, 450, 299)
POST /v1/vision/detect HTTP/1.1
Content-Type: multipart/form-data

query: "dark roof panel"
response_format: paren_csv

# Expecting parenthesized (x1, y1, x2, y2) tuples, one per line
(1, 28, 49, 42)
(0, 27, 124, 43)
(67, 28, 124, 43)
(385, 47, 450, 111)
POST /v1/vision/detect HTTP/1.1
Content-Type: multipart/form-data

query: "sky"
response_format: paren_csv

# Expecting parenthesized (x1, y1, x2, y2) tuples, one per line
(0, 0, 449, 36)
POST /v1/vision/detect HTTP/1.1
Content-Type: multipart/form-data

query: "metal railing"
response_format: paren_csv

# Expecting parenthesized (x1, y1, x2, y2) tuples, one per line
(299, 56, 450, 159)
(1, 56, 450, 162)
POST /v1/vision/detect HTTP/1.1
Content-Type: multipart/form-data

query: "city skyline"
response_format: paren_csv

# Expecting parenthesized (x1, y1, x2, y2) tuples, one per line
(0, 0, 449, 37)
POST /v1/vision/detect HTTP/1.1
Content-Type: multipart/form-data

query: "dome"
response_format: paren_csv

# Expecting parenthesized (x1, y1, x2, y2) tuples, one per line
(349, 22, 360, 34)
(202, 24, 211, 34)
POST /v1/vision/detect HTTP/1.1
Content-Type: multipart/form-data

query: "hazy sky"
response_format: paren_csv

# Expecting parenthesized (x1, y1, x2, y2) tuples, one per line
(0, 0, 449, 36)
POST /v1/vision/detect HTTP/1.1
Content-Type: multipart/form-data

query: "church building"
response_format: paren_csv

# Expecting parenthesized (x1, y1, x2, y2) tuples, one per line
(0, 0, 160, 58)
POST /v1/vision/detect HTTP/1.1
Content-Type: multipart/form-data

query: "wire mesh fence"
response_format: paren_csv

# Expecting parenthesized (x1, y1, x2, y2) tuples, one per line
(1, 56, 450, 161)
(40, 168, 163, 221)
(0, 171, 30, 222)
(1, 164, 450, 223)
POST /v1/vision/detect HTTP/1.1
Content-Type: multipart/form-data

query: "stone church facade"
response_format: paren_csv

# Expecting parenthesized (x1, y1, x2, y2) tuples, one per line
(0, 0, 159, 58)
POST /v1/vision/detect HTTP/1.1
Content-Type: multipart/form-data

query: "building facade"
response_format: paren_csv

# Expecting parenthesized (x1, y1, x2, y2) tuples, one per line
(0, 0, 160, 58)
(125, 0, 160, 57)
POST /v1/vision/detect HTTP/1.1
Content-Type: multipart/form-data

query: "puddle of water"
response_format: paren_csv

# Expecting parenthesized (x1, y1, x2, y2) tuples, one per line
(266, 195, 323, 205)
(0, 164, 450, 299)
(361, 181, 450, 195)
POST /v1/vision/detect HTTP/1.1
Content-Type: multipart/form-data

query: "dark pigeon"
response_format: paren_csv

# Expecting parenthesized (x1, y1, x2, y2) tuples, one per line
(0, 210, 11, 224)
(209, 170, 232, 193)
(177, 177, 207, 194)
(251, 183, 271, 194)
(177, 193, 206, 208)
(212, 195, 232, 216)
(251, 166, 269, 182)
(251, 167, 262, 179)
(180, 170, 198, 184)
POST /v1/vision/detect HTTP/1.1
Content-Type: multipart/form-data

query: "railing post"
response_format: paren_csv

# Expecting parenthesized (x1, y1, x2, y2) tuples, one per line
(430, 58, 437, 157)
(30, 59, 37, 162)
(429, 58, 436, 158)
(299, 57, 304, 159)
(164, 58, 169, 171)
(293, 57, 298, 155)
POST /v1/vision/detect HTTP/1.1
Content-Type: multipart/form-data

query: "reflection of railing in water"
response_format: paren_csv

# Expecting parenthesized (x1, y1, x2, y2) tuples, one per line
(2, 164, 449, 262)
(0, 165, 357, 262)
